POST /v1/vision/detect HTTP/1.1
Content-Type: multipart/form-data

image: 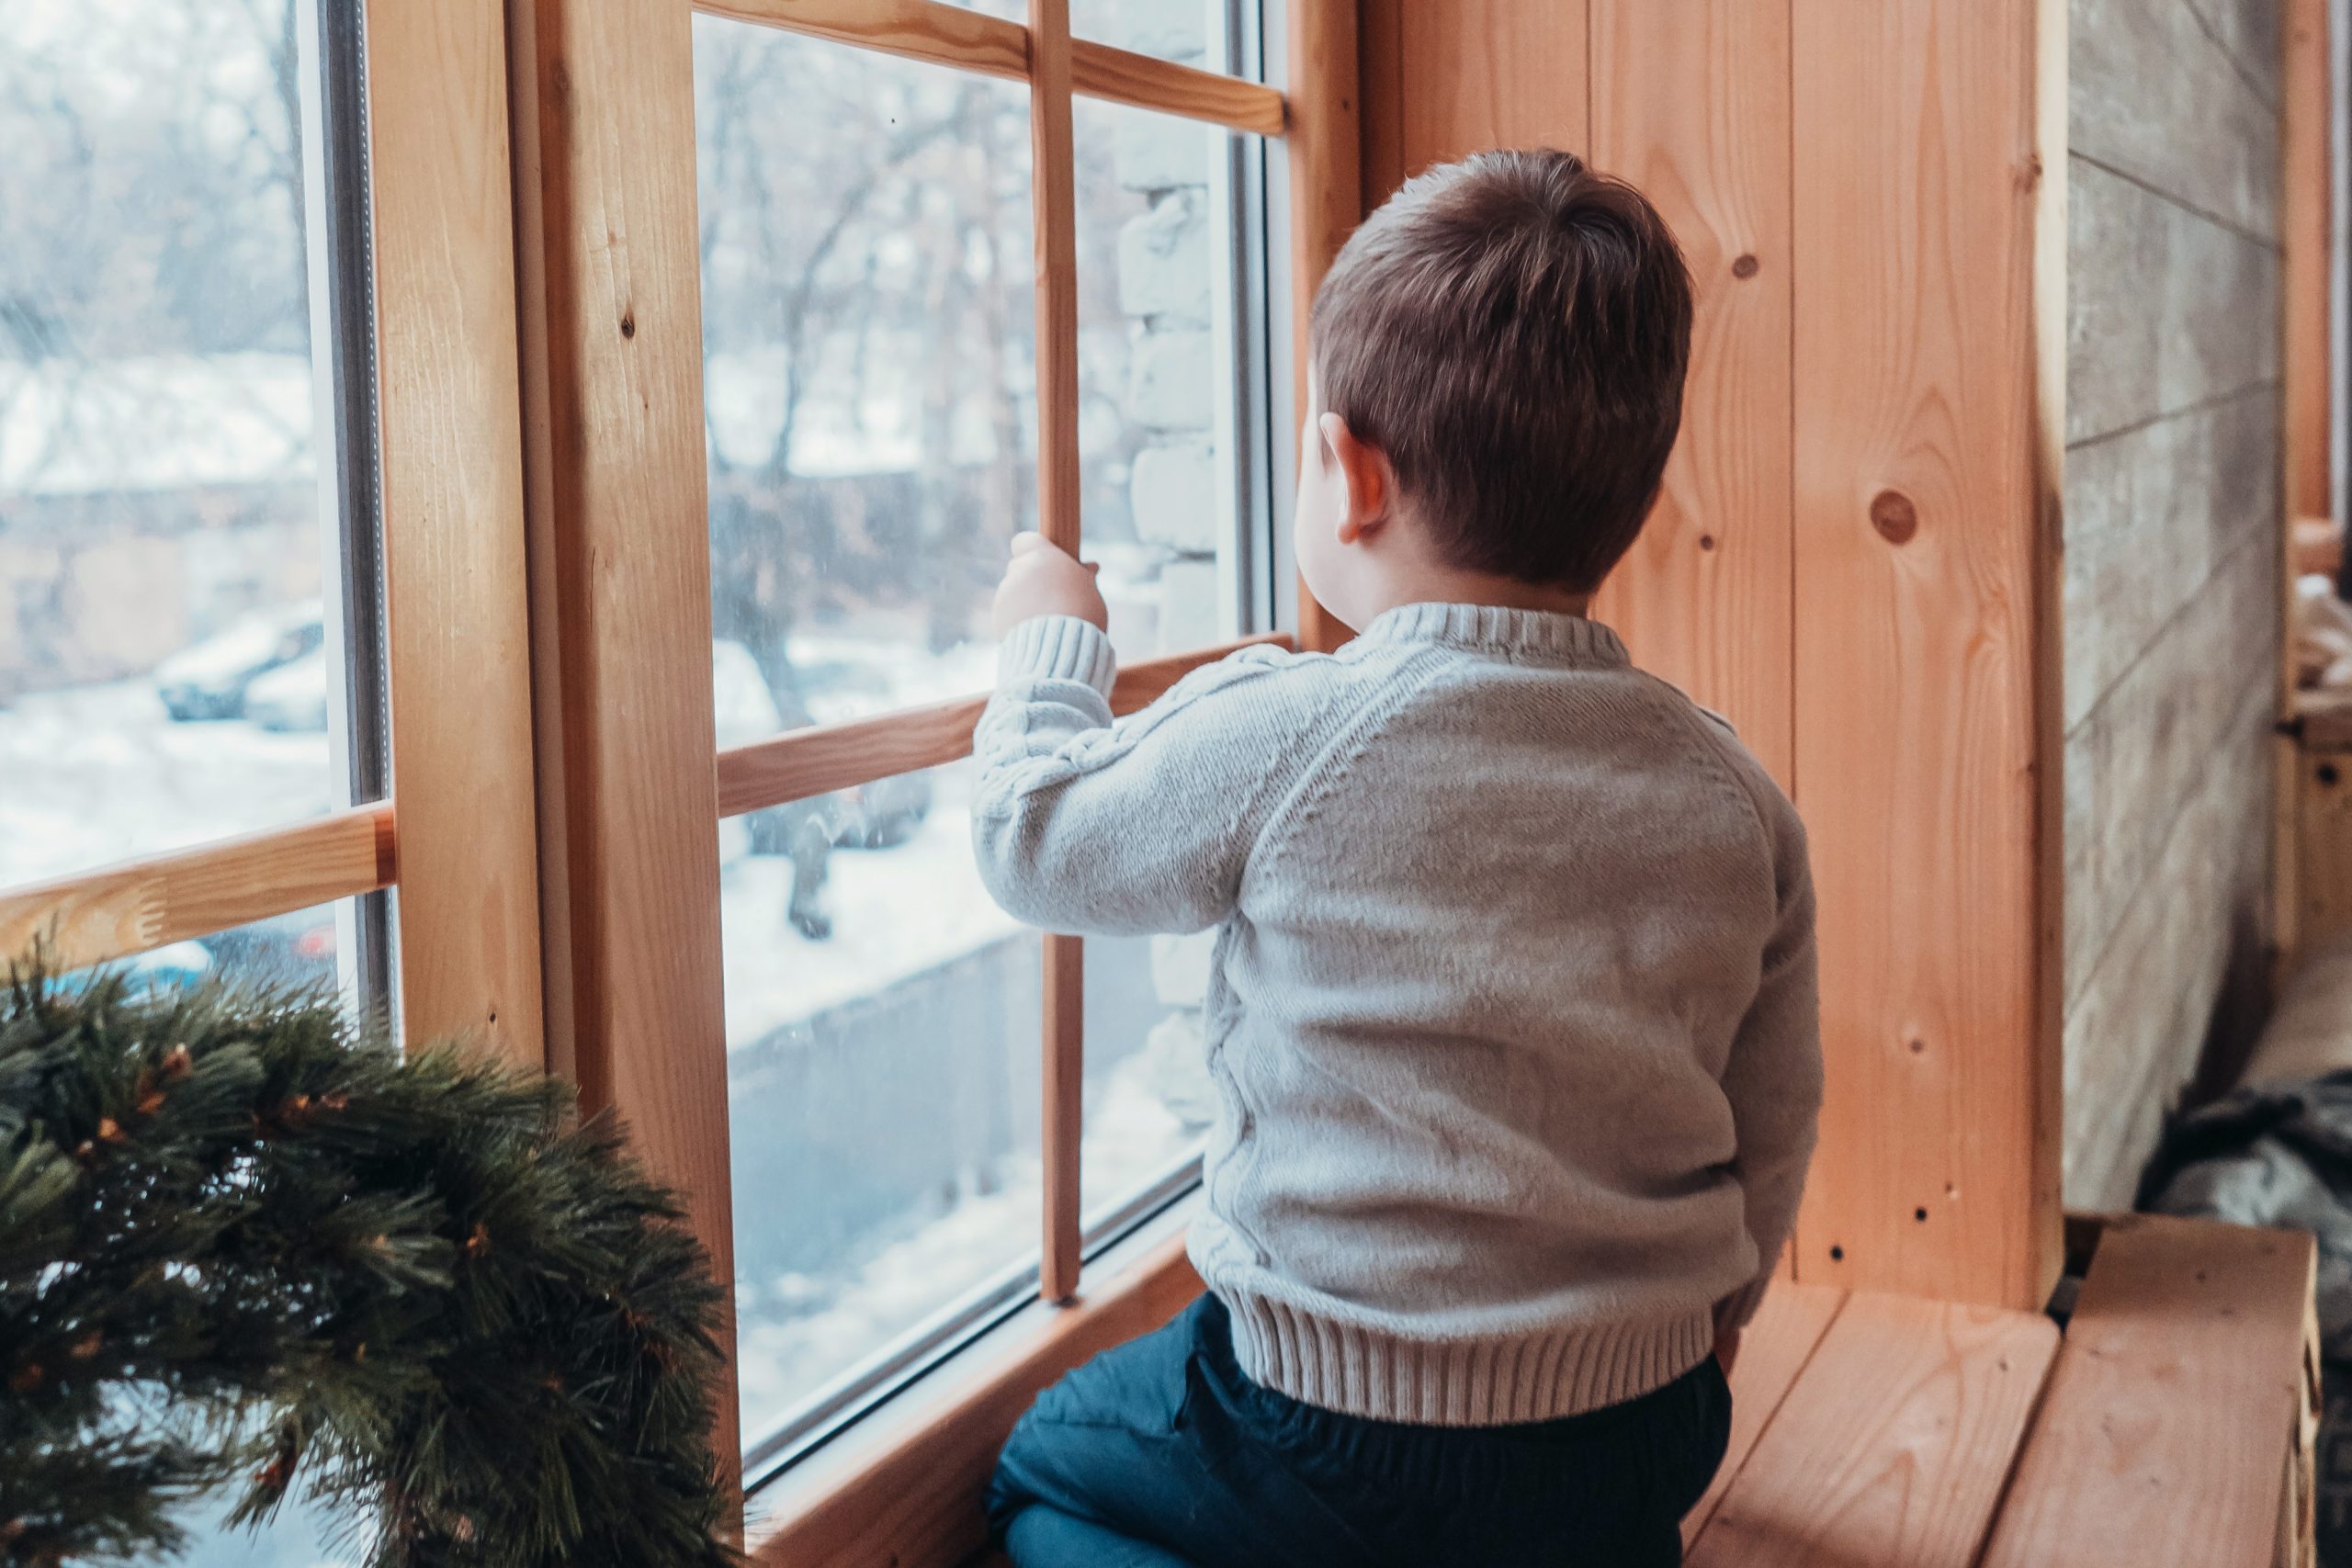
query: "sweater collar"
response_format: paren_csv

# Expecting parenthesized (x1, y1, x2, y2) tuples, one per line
(1353, 602, 1629, 666)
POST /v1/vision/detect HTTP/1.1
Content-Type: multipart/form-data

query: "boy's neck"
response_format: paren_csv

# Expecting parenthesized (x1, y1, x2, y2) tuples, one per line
(1343, 567, 1591, 630)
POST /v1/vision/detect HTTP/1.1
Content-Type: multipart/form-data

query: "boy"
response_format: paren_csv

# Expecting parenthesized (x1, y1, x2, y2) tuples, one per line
(971, 149, 1821, 1567)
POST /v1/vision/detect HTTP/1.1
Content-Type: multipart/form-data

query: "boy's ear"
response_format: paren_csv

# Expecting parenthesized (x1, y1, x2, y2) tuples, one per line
(1317, 412, 1392, 546)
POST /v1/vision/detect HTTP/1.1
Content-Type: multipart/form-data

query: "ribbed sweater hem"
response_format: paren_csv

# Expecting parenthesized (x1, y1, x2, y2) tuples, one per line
(1222, 1291, 1717, 1427)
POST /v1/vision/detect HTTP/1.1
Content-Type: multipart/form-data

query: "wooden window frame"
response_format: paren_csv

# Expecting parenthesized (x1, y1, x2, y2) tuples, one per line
(2, 0, 1354, 1552)
(502, 0, 1355, 1545)
(642, 0, 1356, 1525)
(0, 0, 545, 1064)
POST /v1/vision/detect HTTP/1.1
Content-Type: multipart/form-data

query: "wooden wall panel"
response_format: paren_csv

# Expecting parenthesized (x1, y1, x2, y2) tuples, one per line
(1588, 2, 1794, 785)
(365, 0, 546, 1064)
(1789, 0, 2059, 1308)
(1358, 0, 1589, 194)
(506, 0, 738, 1468)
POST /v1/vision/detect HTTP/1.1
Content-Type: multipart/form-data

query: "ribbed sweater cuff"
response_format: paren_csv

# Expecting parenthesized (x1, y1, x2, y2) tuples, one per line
(1224, 1293, 1716, 1427)
(999, 615, 1116, 696)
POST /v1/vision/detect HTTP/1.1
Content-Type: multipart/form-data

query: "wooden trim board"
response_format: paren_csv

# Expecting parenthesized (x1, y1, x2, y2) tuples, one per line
(715, 636, 1289, 816)
(0, 806, 395, 976)
(364, 0, 546, 1064)
(506, 0, 740, 1486)
(1069, 39, 1284, 137)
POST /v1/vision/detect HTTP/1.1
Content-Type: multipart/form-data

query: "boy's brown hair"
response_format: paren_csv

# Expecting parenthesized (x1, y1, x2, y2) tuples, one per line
(1311, 149, 1693, 593)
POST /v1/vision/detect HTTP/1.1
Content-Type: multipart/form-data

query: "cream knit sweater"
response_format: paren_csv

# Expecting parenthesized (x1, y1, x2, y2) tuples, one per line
(973, 604, 1821, 1427)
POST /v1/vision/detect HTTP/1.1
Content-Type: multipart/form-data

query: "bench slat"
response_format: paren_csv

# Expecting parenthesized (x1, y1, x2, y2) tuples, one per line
(1683, 1282, 1847, 1548)
(1978, 1214, 2316, 1568)
(1686, 1291, 2058, 1568)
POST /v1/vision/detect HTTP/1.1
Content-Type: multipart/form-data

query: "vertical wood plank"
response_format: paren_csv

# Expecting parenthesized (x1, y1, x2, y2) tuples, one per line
(1788, 0, 2061, 1309)
(363, 0, 545, 1064)
(1287, 0, 1362, 654)
(1387, 0, 1588, 180)
(1587, 0, 1794, 787)
(1027, 0, 1085, 1304)
(506, 0, 738, 1476)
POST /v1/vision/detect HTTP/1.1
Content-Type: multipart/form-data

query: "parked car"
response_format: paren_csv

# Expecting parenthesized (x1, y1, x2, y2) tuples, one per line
(200, 906, 338, 987)
(153, 601, 323, 721)
(243, 647, 331, 733)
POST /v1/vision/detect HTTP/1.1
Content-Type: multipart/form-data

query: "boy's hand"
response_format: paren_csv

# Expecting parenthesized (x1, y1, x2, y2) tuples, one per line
(993, 532, 1109, 637)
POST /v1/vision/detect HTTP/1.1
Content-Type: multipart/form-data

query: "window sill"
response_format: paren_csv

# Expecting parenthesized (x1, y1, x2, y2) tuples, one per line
(746, 1195, 1203, 1568)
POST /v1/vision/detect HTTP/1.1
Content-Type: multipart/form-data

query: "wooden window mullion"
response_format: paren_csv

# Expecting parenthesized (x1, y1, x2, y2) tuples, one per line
(364, 0, 546, 1064)
(1027, 0, 1086, 1306)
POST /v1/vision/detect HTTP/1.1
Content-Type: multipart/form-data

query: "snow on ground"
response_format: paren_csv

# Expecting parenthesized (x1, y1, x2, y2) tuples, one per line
(0, 678, 332, 887)
(718, 788, 1020, 1045)
(734, 1048, 1201, 1440)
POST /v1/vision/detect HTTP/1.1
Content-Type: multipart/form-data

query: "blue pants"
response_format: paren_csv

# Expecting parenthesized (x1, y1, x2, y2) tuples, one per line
(987, 1295, 1732, 1568)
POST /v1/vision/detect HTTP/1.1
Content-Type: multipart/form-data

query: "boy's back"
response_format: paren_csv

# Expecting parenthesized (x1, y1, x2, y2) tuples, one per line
(974, 601, 1816, 1427)
(972, 148, 1822, 1567)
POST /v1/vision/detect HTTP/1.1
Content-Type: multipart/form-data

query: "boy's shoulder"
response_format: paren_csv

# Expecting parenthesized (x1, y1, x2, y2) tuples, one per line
(1625, 668, 1805, 850)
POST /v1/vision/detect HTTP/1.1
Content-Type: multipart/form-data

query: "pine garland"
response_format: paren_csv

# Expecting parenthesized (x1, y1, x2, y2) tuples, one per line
(0, 969, 741, 1568)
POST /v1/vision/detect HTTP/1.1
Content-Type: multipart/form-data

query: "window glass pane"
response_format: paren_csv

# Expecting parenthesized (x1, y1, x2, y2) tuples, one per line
(1080, 931, 1213, 1225)
(1075, 97, 1249, 655)
(723, 755, 1046, 1442)
(0, 0, 367, 888)
(950, 0, 1238, 69)
(695, 17, 1034, 739)
(1073, 98, 1248, 1215)
(1071, 0, 1231, 67)
(62, 898, 360, 1568)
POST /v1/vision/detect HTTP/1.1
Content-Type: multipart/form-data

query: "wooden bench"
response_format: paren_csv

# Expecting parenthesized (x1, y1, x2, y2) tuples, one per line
(1691, 1214, 2319, 1568)
(954, 1216, 2316, 1568)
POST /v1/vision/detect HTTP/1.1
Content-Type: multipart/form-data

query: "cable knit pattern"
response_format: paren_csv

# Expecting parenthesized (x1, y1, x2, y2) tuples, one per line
(973, 605, 1821, 1426)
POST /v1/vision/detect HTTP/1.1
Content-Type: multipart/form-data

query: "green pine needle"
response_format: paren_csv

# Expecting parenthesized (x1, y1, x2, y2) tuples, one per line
(0, 968, 740, 1568)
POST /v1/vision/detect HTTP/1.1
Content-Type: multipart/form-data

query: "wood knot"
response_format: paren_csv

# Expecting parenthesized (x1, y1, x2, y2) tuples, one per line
(619, 310, 636, 340)
(1697, 533, 1717, 551)
(1870, 490, 1918, 545)
(1731, 253, 1760, 279)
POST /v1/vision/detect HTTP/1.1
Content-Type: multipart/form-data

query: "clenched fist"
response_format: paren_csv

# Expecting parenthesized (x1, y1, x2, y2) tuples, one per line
(992, 532, 1109, 637)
